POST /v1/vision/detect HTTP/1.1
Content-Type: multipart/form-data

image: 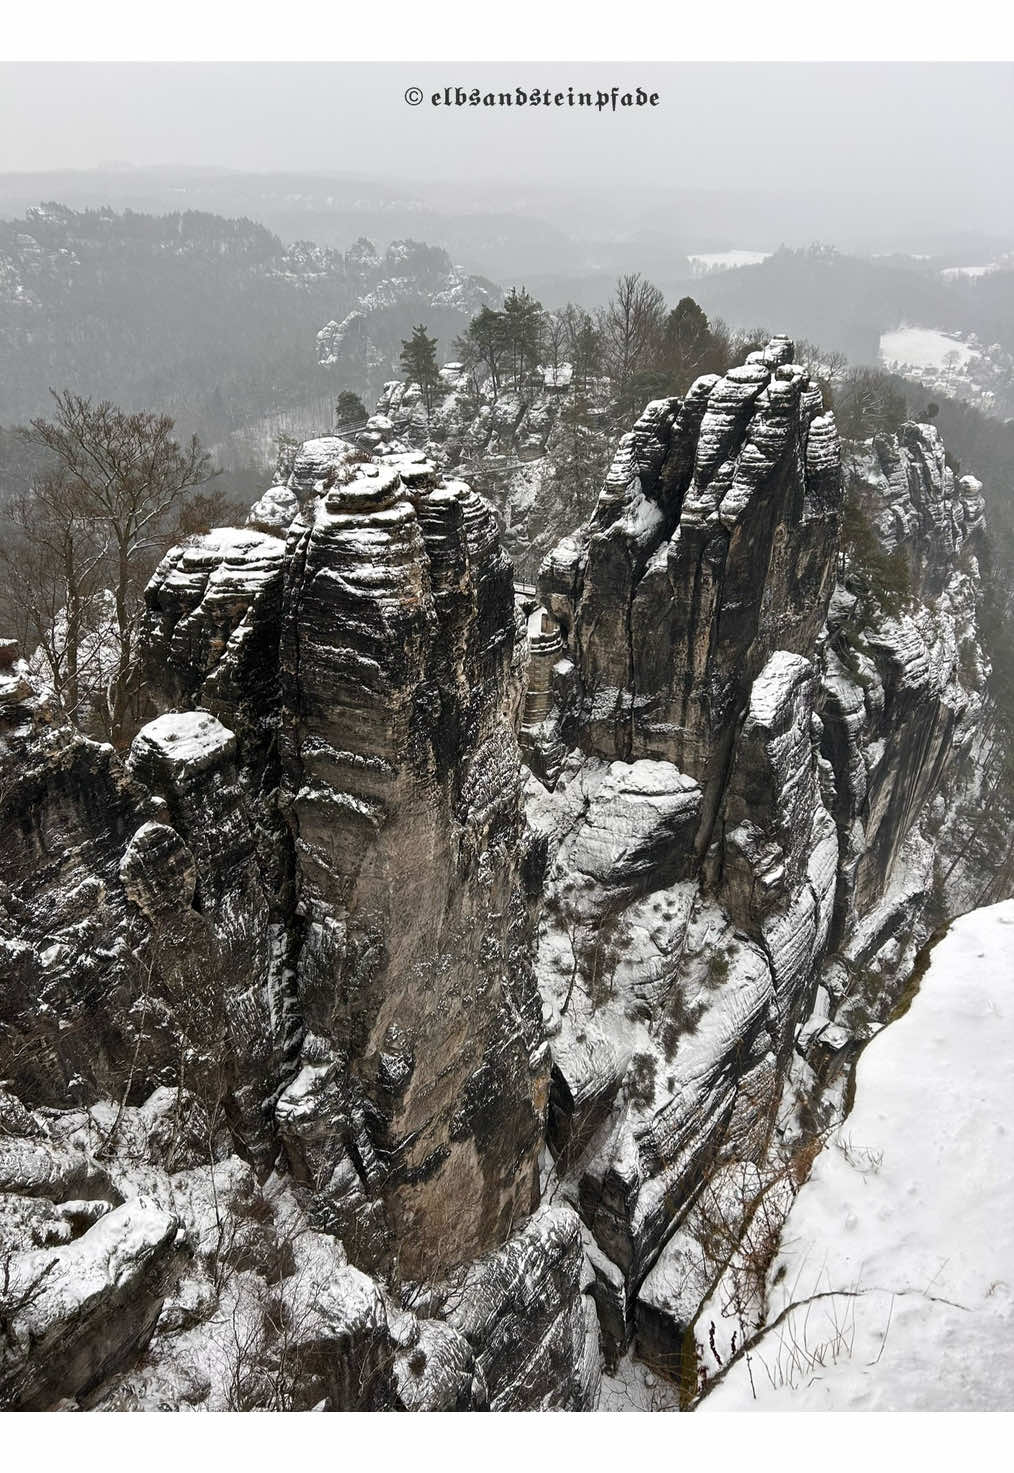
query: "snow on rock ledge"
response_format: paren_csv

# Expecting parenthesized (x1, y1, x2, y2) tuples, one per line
(0, 1197, 179, 1409)
(130, 711, 236, 773)
(702, 900, 1014, 1411)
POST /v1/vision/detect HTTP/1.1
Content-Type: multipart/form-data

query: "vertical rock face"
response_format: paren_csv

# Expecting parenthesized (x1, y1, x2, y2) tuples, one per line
(548, 338, 841, 850)
(125, 712, 280, 1159)
(0, 343, 990, 1410)
(850, 424, 985, 599)
(528, 341, 987, 1359)
(820, 425, 987, 930)
(0, 439, 577, 1409)
(275, 458, 546, 1279)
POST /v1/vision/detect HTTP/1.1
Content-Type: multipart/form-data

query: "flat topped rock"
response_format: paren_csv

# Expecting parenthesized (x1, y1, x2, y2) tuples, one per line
(320, 462, 405, 517)
(381, 451, 439, 488)
(762, 334, 796, 367)
(293, 435, 356, 460)
(131, 711, 236, 769)
(172, 527, 284, 570)
(288, 437, 363, 498)
(724, 362, 772, 385)
(606, 758, 702, 801)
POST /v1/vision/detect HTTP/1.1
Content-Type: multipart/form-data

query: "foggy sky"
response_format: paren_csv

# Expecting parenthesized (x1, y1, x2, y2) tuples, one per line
(1, 62, 1010, 226)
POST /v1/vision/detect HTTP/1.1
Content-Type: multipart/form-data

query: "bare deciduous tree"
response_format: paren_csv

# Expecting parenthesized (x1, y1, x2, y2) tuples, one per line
(601, 273, 666, 408)
(24, 391, 216, 744)
(0, 476, 107, 728)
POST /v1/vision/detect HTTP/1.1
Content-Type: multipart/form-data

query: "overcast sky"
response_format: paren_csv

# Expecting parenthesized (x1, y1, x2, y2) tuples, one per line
(0, 62, 1010, 205)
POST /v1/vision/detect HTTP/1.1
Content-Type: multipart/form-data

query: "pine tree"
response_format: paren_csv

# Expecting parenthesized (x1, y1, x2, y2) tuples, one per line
(501, 288, 545, 393)
(457, 306, 507, 401)
(399, 324, 442, 419)
(662, 297, 713, 389)
(335, 391, 368, 430)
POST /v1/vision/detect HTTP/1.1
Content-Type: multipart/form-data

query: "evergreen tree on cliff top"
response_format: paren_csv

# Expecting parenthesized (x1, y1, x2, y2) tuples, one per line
(399, 324, 442, 420)
(501, 288, 545, 393)
(335, 390, 368, 431)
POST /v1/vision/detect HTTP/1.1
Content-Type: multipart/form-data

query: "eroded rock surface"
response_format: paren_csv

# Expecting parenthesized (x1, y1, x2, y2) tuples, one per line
(526, 342, 987, 1364)
(275, 458, 545, 1279)
(0, 341, 991, 1409)
(1, 445, 564, 1409)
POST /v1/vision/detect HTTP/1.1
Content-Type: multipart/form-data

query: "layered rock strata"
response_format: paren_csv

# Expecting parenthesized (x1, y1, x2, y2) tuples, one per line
(0, 444, 584, 1408)
(527, 342, 986, 1364)
(0, 340, 989, 1409)
(274, 458, 546, 1279)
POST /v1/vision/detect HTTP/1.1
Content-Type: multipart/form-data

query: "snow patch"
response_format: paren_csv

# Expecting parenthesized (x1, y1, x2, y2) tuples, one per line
(879, 326, 978, 371)
(703, 900, 1014, 1411)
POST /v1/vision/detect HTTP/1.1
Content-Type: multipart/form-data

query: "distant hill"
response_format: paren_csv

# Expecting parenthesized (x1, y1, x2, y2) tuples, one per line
(688, 245, 1014, 365)
(0, 203, 497, 449)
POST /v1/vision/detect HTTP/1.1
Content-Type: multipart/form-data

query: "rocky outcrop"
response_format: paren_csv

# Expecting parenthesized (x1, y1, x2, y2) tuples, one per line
(545, 340, 840, 844)
(274, 456, 546, 1280)
(440, 1204, 600, 1411)
(0, 1196, 179, 1410)
(526, 343, 987, 1365)
(0, 672, 273, 1147)
(0, 440, 569, 1409)
(0, 341, 990, 1410)
(814, 425, 985, 969)
(371, 365, 615, 581)
(141, 528, 286, 757)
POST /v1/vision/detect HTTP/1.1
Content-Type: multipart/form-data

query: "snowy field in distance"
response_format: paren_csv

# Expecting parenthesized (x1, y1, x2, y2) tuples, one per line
(701, 899, 1014, 1412)
(688, 250, 771, 274)
(940, 256, 1013, 279)
(879, 325, 979, 370)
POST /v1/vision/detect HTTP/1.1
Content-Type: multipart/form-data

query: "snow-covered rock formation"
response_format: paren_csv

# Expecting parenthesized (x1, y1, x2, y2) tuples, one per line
(525, 337, 987, 1369)
(0, 337, 991, 1410)
(700, 899, 1014, 1411)
(0, 443, 594, 1410)
(367, 364, 615, 581)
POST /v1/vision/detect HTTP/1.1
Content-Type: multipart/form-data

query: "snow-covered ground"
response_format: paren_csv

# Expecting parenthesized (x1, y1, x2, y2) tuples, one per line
(879, 326, 1014, 417)
(701, 899, 1014, 1411)
(599, 1355, 681, 1412)
(687, 250, 770, 274)
(940, 257, 1013, 280)
(879, 325, 978, 370)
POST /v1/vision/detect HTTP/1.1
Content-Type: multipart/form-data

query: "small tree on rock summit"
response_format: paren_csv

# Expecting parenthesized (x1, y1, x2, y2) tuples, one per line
(399, 325, 442, 420)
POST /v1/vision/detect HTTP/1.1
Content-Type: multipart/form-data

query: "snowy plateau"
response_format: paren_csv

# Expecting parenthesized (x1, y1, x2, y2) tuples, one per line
(702, 901, 1014, 1412)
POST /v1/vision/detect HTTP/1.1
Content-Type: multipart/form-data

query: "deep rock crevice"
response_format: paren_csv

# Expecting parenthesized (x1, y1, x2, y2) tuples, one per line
(0, 339, 992, 1409)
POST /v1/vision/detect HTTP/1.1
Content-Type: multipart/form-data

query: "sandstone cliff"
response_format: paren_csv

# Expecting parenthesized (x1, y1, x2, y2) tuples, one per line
(0, 338, 989, 1409)
(367, 364, 615, 582)
(525, 340, 986, 1370)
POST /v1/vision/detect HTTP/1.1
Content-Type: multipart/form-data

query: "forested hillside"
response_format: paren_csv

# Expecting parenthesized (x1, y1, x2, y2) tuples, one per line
(0, 204, 496, 442)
